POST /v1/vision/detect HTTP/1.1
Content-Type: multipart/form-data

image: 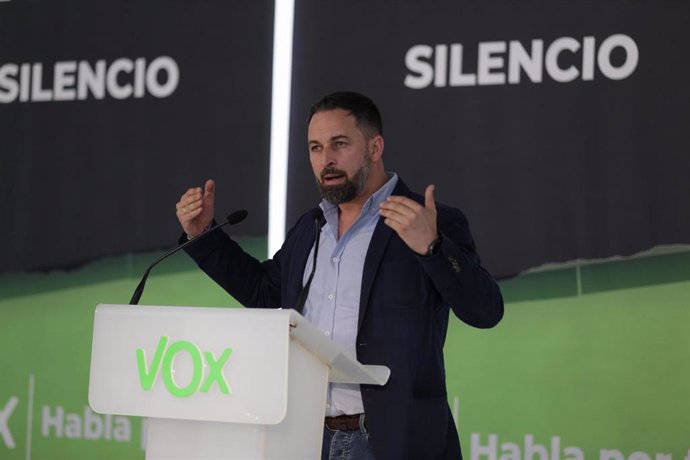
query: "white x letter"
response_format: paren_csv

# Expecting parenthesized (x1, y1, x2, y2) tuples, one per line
(0, 396, 18, 449)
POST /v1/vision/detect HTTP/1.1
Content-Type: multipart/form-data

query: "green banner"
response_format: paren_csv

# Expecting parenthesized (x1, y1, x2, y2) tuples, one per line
(1, 241, 689, 459)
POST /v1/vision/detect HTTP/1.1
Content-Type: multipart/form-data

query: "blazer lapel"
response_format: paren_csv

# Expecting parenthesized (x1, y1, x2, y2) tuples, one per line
(357, 179, 412, 330)
(358, 219, 394, 330)
(285, 212, 320, 310)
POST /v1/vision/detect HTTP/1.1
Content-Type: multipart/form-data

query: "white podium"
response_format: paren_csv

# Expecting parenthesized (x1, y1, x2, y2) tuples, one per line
(88, 304, 390, 459)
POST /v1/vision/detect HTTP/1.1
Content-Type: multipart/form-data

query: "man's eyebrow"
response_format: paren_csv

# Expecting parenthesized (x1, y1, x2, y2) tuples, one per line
(308, 134, 349, 145)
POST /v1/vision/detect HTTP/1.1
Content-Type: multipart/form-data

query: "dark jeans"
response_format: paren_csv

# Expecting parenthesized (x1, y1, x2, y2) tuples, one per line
(321, 414, 375, 460)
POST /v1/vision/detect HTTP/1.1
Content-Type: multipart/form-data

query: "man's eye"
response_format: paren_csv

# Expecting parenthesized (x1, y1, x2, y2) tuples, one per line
(310, 145, 321, 152)
(334, 141, 346, 148)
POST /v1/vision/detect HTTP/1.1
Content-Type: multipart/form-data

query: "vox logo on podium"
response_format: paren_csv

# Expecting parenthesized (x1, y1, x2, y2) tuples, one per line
(136, 336, 233, 397)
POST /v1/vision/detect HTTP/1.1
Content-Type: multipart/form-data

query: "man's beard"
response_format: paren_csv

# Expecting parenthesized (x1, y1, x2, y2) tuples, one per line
(317, 156, 371, 205)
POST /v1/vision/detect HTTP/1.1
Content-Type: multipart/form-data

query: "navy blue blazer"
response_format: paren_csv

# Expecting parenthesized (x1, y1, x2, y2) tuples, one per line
(185, 179, 504, 459)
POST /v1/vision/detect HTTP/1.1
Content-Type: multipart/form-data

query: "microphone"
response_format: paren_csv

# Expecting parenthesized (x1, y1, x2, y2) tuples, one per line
(129, 210, 248, 305)
(294, 208, 325, 313)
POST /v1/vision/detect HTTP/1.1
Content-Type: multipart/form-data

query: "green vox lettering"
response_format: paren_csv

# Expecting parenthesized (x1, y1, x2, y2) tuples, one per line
(136, 336, 233, 397)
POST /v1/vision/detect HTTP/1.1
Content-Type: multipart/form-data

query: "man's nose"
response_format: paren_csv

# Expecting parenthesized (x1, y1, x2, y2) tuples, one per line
(321, 147, 337, 167)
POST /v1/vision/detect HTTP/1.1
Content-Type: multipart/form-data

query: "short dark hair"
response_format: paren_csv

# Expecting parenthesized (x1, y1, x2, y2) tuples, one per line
(308, 91, 383, 137)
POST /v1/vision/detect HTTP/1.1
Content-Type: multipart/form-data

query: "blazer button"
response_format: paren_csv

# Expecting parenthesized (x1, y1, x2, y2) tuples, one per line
(448, 256, 461, 273)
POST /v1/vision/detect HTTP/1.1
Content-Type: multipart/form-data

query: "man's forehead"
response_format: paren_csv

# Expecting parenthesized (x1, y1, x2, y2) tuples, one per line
(308, 109, 358, 129)
(308, 109, 359, 140)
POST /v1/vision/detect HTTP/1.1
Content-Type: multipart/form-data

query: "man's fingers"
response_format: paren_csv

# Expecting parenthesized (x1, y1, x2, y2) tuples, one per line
(176, 181, 212, 212)
(379, 209, 406, 227)
(382, 217, 404, 234)
(203, 180, 216, 208)
(204, 179, 215, 196)
(385, 195, 423, 210)
(424, 184, 436, 211)
(176, 197, 203, 212)
(179, 179, 214, 205)
(179, 187, 202, 205)
(380, 202, 416, 219)
(181, 187, 196, 197)
(381, 196, 423, 219)
(380, 207, 421, 233)
(179, 207, 203, 223)
(175, 181, 215, 237)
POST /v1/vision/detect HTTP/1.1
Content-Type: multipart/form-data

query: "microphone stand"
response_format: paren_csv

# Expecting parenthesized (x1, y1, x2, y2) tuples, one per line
(129, 210, 248, 305)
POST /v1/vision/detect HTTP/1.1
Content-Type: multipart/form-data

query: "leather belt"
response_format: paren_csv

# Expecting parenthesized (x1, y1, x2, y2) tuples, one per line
(324, 414, 364, 431)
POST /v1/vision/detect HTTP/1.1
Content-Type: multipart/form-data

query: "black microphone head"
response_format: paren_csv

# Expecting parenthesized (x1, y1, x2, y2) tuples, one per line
(226, 210, 248, 225)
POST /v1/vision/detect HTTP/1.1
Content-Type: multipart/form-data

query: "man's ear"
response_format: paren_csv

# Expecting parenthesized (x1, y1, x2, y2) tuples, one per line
(369, 135, 385, 161)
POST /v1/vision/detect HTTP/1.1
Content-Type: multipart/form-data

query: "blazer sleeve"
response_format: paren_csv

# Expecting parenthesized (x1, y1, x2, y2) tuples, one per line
(416, 204, 504, 328)
(182, 228, 283, 308)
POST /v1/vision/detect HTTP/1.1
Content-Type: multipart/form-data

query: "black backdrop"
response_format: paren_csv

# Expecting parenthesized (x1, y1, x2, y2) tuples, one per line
(0, 0, 274, 272)
(2, 1, 689, 279)
(286, 0, 690, 278)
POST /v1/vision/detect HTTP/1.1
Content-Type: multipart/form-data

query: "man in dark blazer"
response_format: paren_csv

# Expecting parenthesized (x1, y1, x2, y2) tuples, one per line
(176, 92, 503, 459)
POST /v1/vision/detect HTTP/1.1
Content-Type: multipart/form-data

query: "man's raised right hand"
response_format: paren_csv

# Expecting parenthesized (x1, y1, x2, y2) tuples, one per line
(176, 179, 215, 238)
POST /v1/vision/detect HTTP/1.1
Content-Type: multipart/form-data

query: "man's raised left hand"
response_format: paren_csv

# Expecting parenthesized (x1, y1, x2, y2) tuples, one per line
(379, 184, 439, 255)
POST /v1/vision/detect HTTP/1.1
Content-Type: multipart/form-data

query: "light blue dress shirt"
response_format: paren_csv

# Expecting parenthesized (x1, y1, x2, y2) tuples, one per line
(303, 173, 399, 417)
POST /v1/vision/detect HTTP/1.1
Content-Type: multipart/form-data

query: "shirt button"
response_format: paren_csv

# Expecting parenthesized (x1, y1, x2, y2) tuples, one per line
(325, 331, 331, 336)
(328, 294, 334, 300)
(332, 257, 340, 263)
